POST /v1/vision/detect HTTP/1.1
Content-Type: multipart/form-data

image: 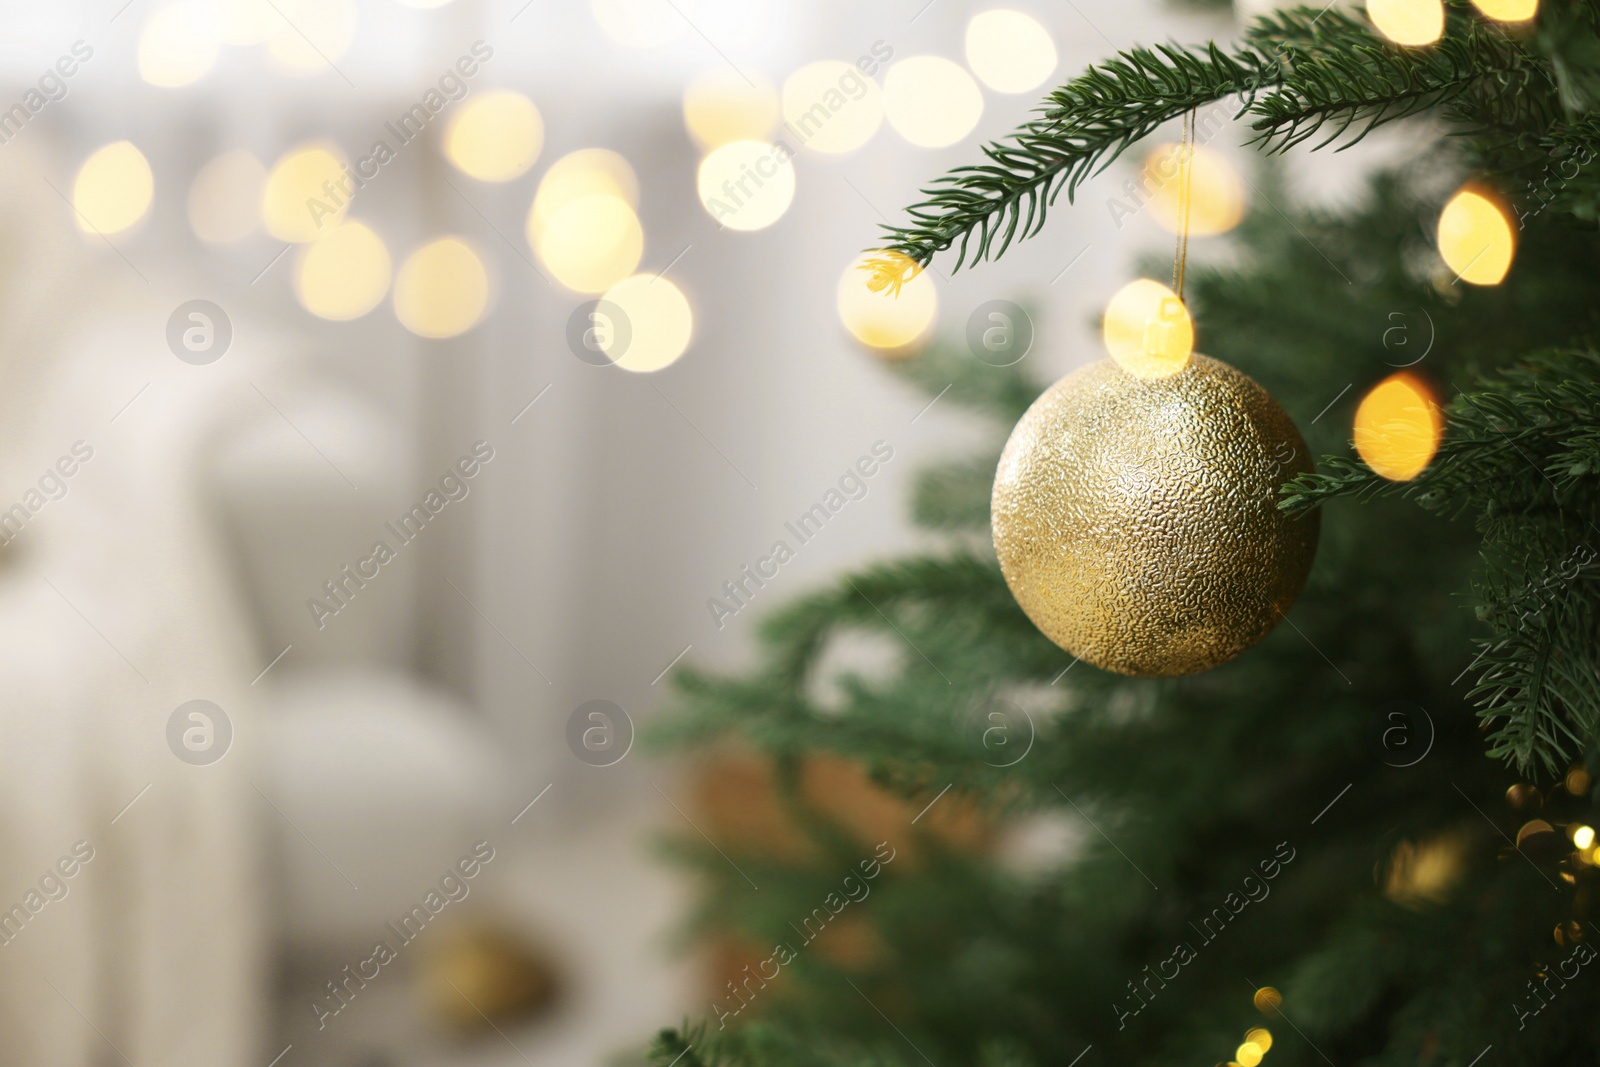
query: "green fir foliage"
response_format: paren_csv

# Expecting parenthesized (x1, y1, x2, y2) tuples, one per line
(649, 3, 1600, 1065)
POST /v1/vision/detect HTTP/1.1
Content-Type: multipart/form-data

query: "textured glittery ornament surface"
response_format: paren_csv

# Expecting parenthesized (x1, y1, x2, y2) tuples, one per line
(991, 354, 1318, 677)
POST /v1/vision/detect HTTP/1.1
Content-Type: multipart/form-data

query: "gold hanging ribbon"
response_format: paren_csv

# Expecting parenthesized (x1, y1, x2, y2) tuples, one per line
(1172, 108, 1196, 300)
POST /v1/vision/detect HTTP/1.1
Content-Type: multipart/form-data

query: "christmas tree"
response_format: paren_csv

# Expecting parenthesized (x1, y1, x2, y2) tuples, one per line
(649, 3, 1600, 1064)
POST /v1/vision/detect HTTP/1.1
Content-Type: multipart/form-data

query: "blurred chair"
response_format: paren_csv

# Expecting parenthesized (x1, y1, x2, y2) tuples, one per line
(205, 386, 509, 950)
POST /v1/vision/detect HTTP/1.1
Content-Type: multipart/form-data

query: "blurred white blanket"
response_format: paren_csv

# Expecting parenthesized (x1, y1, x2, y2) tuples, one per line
(0, 319, 267, 1066)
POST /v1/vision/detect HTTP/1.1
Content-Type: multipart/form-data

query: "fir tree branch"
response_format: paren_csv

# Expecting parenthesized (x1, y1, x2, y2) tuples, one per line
(649, 1025, 716, 1067)
(874, 7, 1554, 277)
(1282, 348, 1600, 774)
(873, 42, 1276, 275)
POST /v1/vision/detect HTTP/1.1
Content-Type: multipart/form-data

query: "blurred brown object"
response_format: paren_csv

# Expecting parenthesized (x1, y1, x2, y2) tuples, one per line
(692, 747, 990, 868)
(694, 747, 990, 1013)
(420, 922, 560, 1034)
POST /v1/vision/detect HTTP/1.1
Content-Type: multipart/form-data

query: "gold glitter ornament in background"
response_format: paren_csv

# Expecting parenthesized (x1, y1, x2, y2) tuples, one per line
(992, 355, 1319, 676)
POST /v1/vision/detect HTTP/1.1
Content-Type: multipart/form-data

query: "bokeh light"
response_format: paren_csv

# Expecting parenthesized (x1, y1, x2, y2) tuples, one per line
(1471, 0, 1536, 19)
(1385, 833, 1468, 904)
(1437, 186, 1515, 285)
(884, 56, 984, 148)
(1236, 1042, 1264, 1067)
(1366, 0, 1444, 46)
(1353, 372, 1443, 481)
(782, 60, 884, 155)
(1245, 1029, 1273, 1053)
(73, 141, 154, 236)
(265, 0, 358, 72)
(697, 140, 795, 231)
(445, 91, 544, 182)
(836, 252, 937, 355)
(189, 149, 266, 244)
(139, 2, 222, 88)
(1254, 987, 1283, 1014)
(1103, 279, 1194, 379)
(600, 273, 694, 372)
(223, 0, 279, 45)
(965, 10, 1057, 94)
(683, 71, 780, 149)
(1574, 824, 1595, 849)
(294, 220, 392, 321)
(591, 0, 684, 48)
(1141, 142, 1246, 236)
(393, 237, 490, 339)
(1516, 818, 1555, 848)
(533, 195, 644, 294)
(527, 148, 639, 245)
(263, 143, 349, 243)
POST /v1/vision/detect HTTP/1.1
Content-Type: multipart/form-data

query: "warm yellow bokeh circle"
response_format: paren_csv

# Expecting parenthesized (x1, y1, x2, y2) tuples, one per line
(1353, 372, 1444, 481)
(295, 220, 392, 321)
(1141, 143, 1246, 236)
(393, 238, 490, 339)
(1437, 186, 1515, 286)
(139, 2, 221, 88)
(1470, 0, 1537, 20)
(73, 142, 154, 235)
(1103, 279, 1194, 379)
(599, 273, 695, 373)
(836, 253, 937, 355)
(696, 140, 795, 231)
(534, 194, 644, 294)
(883, 56, 984, 148)
(965, 10, 1057, 94)
(263, 144, 349, 243)
(527, 148, 639, 245)
(1366, 0, 1444, 46)
(445, 91, 544, 182)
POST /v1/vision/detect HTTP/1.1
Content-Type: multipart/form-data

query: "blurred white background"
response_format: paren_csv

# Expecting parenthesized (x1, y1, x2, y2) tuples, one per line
(0, 0, 1306, 1063)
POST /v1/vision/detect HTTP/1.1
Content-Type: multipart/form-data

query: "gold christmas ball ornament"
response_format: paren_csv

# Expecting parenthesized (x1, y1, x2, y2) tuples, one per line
(992, 354, 1318, 676)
